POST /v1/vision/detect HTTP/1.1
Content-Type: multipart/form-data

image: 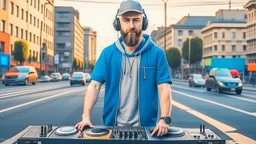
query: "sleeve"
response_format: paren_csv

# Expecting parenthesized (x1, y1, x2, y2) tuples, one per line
(91, 50, 106, 84)
(156, 51, 172, 85)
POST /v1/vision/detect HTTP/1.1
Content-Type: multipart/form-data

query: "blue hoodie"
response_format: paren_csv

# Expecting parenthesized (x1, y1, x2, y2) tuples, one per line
(91, 34, 172, 126)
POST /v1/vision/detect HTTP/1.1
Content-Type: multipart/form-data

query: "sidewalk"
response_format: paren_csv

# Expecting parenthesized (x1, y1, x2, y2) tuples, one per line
(172, 78, 256, 92)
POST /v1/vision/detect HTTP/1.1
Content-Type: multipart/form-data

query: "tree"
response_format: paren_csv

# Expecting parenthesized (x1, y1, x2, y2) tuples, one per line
(166, 47, 181, 75)
(73, 58, 78, 71)
(13, 40, 29, 65)
(182, 37, 203, 64)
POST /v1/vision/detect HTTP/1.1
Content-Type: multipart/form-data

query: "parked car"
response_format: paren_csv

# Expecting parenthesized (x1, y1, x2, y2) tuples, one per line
(38, 75, 51, 82)
(50, 73, 62, 81)
(4, 66, 38, 86)
(84, 73, 91, 82)
(61, 73, 71, 80)
(70, 72, 86, 86)
(188, 74, 205, 87)
(205, 68, 243, 95)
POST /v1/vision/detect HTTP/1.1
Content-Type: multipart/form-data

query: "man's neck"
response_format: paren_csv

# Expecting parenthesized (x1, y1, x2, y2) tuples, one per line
(125, 37, 143, 54)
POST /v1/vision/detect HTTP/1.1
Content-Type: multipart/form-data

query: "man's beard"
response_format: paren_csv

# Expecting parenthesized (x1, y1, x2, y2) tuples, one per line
(121, 28, 142, 47)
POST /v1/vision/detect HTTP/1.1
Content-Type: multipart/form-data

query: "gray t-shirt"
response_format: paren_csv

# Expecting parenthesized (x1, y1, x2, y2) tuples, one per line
(116, 55, 140, 126)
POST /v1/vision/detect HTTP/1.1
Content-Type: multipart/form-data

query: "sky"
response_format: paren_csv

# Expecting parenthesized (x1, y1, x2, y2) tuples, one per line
(54, 0, 246, 58)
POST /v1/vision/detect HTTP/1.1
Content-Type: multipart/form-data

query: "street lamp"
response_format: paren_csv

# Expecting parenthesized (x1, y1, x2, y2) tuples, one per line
(39, 0, 53, 76)
(162, 0, 169, 53)
(188, 38, 191, 75)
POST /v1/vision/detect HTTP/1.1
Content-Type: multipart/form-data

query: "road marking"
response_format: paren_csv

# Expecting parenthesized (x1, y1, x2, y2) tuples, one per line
(172, 100, 256, 144)
(172, 85, 205, 92)
(0, 88, 85, 114)
(222, 94, 256, 103)
(0, 87, 67, 100)
(172, 90, 256, 117)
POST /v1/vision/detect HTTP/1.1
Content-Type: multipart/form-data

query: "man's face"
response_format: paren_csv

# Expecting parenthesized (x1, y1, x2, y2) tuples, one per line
(120, 12, 143, 47)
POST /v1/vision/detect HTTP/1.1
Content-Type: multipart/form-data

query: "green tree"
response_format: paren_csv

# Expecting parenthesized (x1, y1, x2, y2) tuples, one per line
(182, 37, 203, 64)
(166, 47, 181, 75)
(73, 58, 78, 71)
(13, 40, 29, 65)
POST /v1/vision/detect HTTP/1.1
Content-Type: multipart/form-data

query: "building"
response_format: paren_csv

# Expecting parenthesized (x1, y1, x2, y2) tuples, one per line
(54, 7, 84, 73)
(201, 10, 248, 73)
(83, 26, 97, 71)
(154, 16, 216, 50)
(245, 0, 256, 67)
(0, 0, 55, 75)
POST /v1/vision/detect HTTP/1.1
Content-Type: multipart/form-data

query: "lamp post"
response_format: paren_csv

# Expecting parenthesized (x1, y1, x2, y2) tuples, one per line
(162, 0, 169, 53)
(188, 38, 191, 75)
(39, 0, 53, 76)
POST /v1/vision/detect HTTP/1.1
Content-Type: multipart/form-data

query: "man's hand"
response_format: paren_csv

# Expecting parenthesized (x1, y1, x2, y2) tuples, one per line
(151, 119, 169, 136)
(75, 118, 94, 131)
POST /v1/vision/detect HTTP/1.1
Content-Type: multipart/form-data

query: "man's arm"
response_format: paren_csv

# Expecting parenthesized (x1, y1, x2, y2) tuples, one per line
(82, 80, 102, 120)
(158, 83, 172, 117)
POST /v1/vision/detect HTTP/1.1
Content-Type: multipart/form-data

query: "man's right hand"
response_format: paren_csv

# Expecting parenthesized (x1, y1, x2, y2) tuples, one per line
(75, 118, 94, 131)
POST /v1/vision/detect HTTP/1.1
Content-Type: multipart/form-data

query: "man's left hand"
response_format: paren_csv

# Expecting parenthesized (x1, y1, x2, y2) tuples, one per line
(151, 119, 169, 136)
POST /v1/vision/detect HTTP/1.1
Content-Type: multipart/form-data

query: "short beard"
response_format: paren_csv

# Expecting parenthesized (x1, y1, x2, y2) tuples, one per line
(121, 28, 142, 47)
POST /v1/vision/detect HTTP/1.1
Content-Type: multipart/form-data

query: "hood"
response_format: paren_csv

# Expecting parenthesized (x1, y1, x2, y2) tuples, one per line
(5, 72, 20, 77)
(115, 34, 154, 57)
(216, 77, 240, 83)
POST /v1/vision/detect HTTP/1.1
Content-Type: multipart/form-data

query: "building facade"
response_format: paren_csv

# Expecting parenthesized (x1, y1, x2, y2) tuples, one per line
(0, 0, 54, 75)
(245, 0, 256, 64)
(54, 7, 84, 73)
(83, 26, 97, 71)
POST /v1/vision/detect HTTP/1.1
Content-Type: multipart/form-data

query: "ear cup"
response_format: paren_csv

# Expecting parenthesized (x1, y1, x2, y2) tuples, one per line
(113, 18, 121, 31)
(142, 17, 148, 31)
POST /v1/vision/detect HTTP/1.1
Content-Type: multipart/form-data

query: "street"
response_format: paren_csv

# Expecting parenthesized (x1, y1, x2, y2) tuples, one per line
(0, 80, 255, 143)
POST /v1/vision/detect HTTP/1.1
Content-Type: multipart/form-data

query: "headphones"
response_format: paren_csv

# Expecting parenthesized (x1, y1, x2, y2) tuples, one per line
(113, 9, 148, 31)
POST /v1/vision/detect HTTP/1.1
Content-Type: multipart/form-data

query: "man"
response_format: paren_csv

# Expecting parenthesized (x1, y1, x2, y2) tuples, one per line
(75, 0, 172, 137)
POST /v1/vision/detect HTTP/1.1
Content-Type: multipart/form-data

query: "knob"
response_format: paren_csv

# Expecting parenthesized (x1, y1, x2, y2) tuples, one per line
(40, 126, 44, 137)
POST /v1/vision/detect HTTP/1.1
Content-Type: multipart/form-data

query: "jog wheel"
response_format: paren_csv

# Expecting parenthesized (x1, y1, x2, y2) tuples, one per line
(83, 128, 111, 139)
(150, 127, 185, 137)
(54, 126, 78, 136)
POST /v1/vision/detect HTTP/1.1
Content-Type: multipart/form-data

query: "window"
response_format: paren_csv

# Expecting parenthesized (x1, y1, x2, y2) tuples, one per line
(178, 39, 182, 47)
(56, 12, 70, 18)
(243, 32, 246, 39)
(11, 44, 14, 54)
(16, 6, 19, 17)
(37, 19, 39, 28)
(243, 45, 247, 51)
(232, 45, 236, 51)
(221, 55, 225, 58)
(178, 30, 183, 36)
(232, 32, 236, 39)
(41, 4, 43, 14)
(222, 45, 225, 51)
(214, 32, 218, 39)
(34, 0, 36, 8)
(57, 22, 70, 28)
(29, 32, 32, 42)
(1, 0, 7, 9)
(232, 55, 236, 58)
(25, 30, 28, 40)
(34, 16, 36, 26)
(21, 9, 24, 20)
(222, 32, 225, 39)
(10, 2, 14, 14)
(0, 20, 5, 32)
(33, 34, 35, 43)
(57, 43, 65, 48)
(244, 14, 247, 20)
(26, 11, 28, 22)
(0, 42, 4, 52)
(15, 26, 18, 37)
(21, 29, 23, 39)
(188, 30, 193, 36)
(214, 45, 218, 51)
(57, 31, 71, 36)
(9, 24, 13, 35)
(30, 14, 32, 24)
(30, 0, 32, 6)
(38, 0, 40, 11)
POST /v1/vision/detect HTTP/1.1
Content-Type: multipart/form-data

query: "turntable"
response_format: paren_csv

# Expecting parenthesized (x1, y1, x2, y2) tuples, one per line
(3, 124, 226, 144)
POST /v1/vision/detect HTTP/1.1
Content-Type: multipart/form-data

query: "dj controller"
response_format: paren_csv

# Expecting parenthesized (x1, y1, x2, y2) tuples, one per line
(5, 124, 226, 144)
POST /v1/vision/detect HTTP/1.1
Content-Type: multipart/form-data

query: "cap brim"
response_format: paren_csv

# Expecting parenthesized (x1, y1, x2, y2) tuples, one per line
(118, 9, 143, 16)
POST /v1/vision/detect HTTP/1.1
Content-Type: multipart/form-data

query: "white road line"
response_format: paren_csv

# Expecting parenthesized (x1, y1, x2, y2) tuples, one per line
(172, 85, 205, 92)
(222, 94, 256, 103)
(0, 87, 54, 96)
(172, 100, 256, 144)
(172, 90, 256, 117)
(0, 88, 85, 114)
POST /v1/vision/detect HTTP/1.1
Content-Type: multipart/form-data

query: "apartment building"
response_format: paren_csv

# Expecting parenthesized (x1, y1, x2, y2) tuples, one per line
(245, 0, 256, 63)
(83, 27, 97, 70)
(54, 7, 84, 73)
(0, 0, 54, 75)
(154, 16, 216, 50)
(202, 10, 247, 59)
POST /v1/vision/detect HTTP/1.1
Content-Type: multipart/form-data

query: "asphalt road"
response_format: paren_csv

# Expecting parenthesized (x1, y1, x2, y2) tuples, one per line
(0, 80, 255, 143)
